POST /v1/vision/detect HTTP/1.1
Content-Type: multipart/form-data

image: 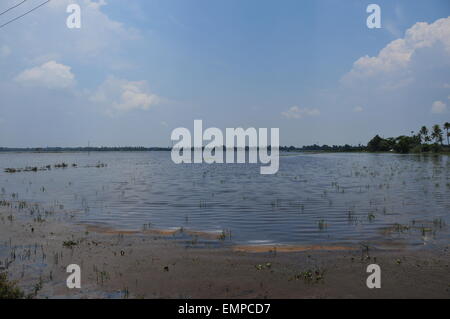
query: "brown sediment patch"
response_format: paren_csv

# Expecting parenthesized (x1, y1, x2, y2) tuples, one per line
(85, 224, 226, 238)
(84, 224, 183, 236)
(232, 245, 357, 253)
(379, 223, 413, 236)
(372, 241, 409, 250)
(85, 225, 140, 235)
(184, 230, 224, 240)
(379, 220, 443, 237)
(143, 228, 182, 236)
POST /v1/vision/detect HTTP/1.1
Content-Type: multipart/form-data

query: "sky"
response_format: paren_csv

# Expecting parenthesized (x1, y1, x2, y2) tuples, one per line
(0, 0, 449, 147)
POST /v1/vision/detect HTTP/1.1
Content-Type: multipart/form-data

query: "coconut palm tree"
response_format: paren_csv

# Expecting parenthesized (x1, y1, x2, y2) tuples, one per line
(431, 124, 443, 145)
(444, 122, 450, 145)
(419, 126, 429, 144)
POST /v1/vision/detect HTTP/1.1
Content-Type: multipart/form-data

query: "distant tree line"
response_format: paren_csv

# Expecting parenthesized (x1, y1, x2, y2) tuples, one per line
(1, 123, 449, 154)
(0, 145, 366, 153)
(0, 146, 171, 152)
(280, 144, 365, 152)
(367, 122, 450, 153)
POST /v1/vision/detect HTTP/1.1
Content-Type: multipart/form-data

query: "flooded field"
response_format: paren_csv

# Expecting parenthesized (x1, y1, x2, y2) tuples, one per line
(0, 152, 449, 248)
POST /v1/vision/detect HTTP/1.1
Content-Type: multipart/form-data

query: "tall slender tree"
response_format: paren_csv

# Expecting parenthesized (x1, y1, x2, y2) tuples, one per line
(419, 126, 429, 144)
(444, 122, 450, 145)
(432, 124, 443, 145)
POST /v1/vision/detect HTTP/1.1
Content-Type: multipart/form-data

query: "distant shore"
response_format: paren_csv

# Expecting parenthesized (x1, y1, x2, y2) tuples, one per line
(0, 145, 449, 155)
(0, 147, 172, 153)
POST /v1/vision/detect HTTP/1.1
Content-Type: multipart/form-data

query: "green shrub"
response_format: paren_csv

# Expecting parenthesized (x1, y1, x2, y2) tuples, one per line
(431, 144, 442, 153)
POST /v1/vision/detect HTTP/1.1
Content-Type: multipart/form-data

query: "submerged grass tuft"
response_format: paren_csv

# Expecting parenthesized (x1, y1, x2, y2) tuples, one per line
(0, 273, 25, 299)
(63, 240, 78, 249)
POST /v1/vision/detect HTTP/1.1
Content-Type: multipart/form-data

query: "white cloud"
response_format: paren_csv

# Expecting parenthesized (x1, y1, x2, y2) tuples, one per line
(15, 61, 75, 89)
(86, 0, 107, 10)
(353, 106, 364, 112)
(384, 21, 403, 38)
(1, 0, 139, 68)
(281, 106, 320, 119)
(91, 76, 161, 113)
(431, 101, 447, 114)
(342, 16, 450, 88)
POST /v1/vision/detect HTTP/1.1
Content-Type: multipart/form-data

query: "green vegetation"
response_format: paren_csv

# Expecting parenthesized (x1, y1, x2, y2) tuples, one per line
(289, 269, 325, 283)
(63, 240, 78, 249)
(1, 123, 448, 155)
(367, 134, 421, 153)
(0, 273, 24, 299)
(282, 144, 365, 152)
(367, 122, 450, 154)
(4, 162, 107, 174)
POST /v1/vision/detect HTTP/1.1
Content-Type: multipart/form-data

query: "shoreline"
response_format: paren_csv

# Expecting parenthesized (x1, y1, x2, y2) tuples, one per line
(1, 200, 449, 299)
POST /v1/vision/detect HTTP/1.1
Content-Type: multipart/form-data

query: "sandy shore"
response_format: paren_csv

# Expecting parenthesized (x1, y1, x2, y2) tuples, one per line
(0, 200, 449, 299)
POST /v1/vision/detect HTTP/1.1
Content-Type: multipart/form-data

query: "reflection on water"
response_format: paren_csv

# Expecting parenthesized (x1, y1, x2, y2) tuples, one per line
(0, 152, 449, 247)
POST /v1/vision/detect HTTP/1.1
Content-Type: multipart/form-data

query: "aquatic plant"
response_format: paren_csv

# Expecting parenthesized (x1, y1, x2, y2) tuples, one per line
(0, 272, 24, 299)
(218, 229, 232, 240)
(255, 263, 272, 271)
(62, 240, 78, 249)
(31, 277, 43, 297)
(318, 219, 327, 230)
(122, 287, 129, 299)
(433, 218, 445, 228)
(4, 168, 19, 173)
(290, 269, 325, 283)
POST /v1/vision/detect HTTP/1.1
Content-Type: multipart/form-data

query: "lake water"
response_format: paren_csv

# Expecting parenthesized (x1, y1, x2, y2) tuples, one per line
(0, 152, 449, 248)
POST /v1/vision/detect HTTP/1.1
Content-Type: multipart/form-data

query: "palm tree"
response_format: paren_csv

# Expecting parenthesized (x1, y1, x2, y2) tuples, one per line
(419, 126, 429, 144)
(431, 124, 443, 145)
(444, 122, 450, 145)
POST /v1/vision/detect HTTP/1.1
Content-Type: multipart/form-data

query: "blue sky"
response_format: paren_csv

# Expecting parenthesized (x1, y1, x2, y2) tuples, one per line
(0, 0, 449, 147)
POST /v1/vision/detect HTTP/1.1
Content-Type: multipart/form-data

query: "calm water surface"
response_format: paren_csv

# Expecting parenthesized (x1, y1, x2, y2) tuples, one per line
(0, 152, 449, 247)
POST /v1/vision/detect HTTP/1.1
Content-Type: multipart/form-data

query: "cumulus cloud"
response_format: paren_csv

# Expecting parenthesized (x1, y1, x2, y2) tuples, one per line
(342, 16, 450, 88)
(1, 0, 139, 67)
(91, 76, 161, 113)
(431, 101, 447, 114)
(281, 106, 320, 119)
(15, 61, 75, 89)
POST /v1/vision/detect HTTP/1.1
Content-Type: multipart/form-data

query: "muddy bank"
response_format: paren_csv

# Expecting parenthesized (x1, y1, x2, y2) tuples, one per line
(0, 201, 449, 299)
